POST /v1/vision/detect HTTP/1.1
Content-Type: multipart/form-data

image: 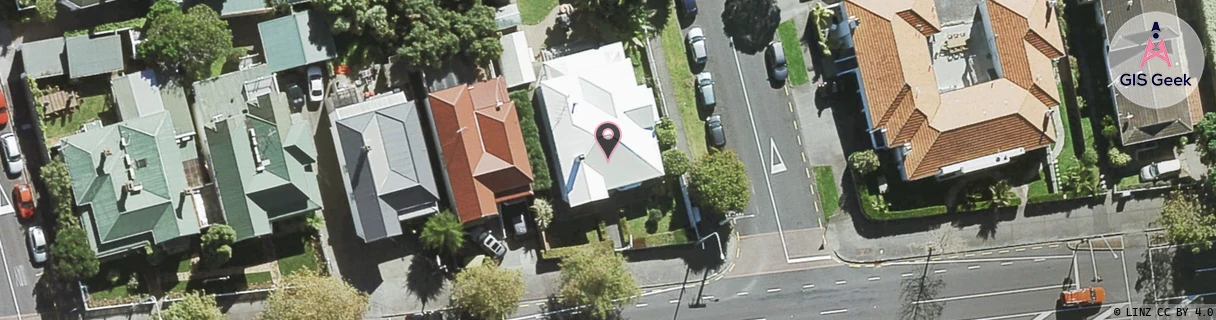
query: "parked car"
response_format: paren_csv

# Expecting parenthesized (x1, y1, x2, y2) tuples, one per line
(1140, 159, 1181, 182)
(307, 66, 325, 102)
(287, 85, 306, 110)
(767, 41, 789, 83)
(1060, 287, 1105, 307)
(679, 0, 698, 18)
(0, 90, 10, 127)
(1, 133, 22, 177)
(27, 226, 46, 264)
(687, 28, 708, 66)
(705, 115, 725, 148)
(13, 183, 33, 220)
(476, 229, 507, 258)
(696, 72, 716, 108)
(512, 214, 528, 238)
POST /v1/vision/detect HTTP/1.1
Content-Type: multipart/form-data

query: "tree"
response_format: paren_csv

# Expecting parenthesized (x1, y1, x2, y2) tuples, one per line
(1158, 190, 1216, 253)
(41, 160, 74, 220)
(421, 211, 464, 256)
(394, 0, 460, 69)
(162, 292, 224, 320)
(531, 198, 553, 231)
(50, 227, 99, 281)
(662, 149, 690, 177)
(1081, 149, 1099, 167)
(1196, 112, 1216, 162)
(262, 270, 369, 320)
(989, 180, 1019, 207)
(656, 118, 677, 150)
(35, 0, 55, 21)
(849, 150, 881, 175)
(559, 246, 639, 319)
(568, 0, 651, 45)
(137, 0, 234, 82)
(1061, 166, 1101, 198)
(722, 0, 781, 53)
(305, 211, 326, 232)
(689, 151, 751, 217)
(1108, 147, 1131, 168)
(451, 261, 525, 320)
(200, 224, 236, 268)
(452, 4, 503, 66)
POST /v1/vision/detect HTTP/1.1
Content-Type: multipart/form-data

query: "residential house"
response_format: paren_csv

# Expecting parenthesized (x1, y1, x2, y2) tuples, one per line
(427, 76, 533, 224)
(22, 34, 125, 80)
(257, 10, 338, 73)
(193, 65, 322, 241)
(499, 31, 536, 88)
(832, 0, 1064, 181)
(330, 92, 442, 243)
(537, 42, 664, 207)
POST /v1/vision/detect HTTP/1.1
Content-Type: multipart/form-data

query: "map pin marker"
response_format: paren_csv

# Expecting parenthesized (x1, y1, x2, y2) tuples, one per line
(595, 122, 621, 162)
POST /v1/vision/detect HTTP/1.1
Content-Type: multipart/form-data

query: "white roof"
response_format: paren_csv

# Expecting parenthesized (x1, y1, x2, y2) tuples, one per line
(500, 32, 536, 88)
(538, 42, 663, 207)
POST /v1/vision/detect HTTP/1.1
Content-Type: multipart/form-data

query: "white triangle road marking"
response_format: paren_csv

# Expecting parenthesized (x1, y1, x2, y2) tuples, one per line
(770, 138, 786, 175)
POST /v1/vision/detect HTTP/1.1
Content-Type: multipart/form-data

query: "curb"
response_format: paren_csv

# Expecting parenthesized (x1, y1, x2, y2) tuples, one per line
(833, 231, 1129, 265)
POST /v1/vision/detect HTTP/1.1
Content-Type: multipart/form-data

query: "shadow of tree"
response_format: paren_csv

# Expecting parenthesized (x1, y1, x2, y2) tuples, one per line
(898, 273, 945, 320)
(720, 0, 780, 55)
(405, 255, 446, 310)
(541, 293, 625, 320)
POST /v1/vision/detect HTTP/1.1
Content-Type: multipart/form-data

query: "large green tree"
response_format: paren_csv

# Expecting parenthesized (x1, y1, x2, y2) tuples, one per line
(1158, 190, 1216, 253)
(41, 160, 74, 220)
(311, 0, 502, 68)
(559, 246, 639, 319)
(162, 292, 224, 320)
(262, 270, 369, 320)
(200, 224, 236, 268)
(568, 0, 651, 45)
(662, 148, 690, 177)
(689, 151, 751, 217)
(451, 261, 525, 320)
(137, 0, 234, 81)
(50, 226, 99, 281)
(1196, 112, 1216, 162)
(421, 211, 465, 256)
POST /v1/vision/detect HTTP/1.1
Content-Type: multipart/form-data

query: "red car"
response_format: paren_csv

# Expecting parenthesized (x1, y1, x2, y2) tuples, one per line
(13, 183, 33, 220)
(0, 91, 10, 127)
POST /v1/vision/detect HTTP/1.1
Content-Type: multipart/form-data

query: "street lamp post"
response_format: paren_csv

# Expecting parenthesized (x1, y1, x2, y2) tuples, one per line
(697, 232, 726, 260)
(1086, 239, 1101, 282)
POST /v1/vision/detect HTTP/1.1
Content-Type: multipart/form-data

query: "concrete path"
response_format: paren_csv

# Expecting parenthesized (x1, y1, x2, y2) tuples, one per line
(646, 35, 692, 154)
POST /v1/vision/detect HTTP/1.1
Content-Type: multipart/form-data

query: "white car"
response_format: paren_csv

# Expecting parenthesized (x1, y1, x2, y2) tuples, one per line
(28, 226, 46, 264)
(477, 230, 507, 258)
(1140, 159, 1181, 182)
(307, 66, 324, 102)
(686, 27, 708, 66)
(1, 133, 22, 177)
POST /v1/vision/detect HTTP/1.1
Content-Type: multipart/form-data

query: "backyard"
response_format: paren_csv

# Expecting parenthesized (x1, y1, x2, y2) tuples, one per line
(543, 180, 696, 258)
(35, 78, 119, 145)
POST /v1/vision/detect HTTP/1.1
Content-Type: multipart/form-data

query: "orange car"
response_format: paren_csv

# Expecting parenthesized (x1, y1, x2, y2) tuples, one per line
(0, 91, 10, 127)
(1061, 287, 1105, 306)
(13, 183, 33, 220)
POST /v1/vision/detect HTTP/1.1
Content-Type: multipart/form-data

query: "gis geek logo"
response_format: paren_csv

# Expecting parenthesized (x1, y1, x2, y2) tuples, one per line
(1109, 12, 1204, 109)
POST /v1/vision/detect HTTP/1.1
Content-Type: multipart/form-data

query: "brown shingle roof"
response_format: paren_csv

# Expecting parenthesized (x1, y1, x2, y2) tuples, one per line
(428, 77, 534, 223)
(845, 0, 1064, 180)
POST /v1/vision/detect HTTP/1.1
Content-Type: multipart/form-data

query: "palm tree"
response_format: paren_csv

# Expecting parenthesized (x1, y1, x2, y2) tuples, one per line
(989, 180, 1019, 207)
(530, 198, 554, 231)
(421, 211, 465, 256)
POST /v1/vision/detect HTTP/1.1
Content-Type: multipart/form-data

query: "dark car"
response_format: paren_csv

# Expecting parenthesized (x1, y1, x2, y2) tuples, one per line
(767, 41, 789, 83)
(680, 0, 698, 17)
(705, 115, 725, 148)
(287, 85, 306, 111)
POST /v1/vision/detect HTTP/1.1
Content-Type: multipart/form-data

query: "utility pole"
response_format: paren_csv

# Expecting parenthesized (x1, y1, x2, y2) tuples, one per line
(693, 269, 711, 307)
(673, 267, 691, 320)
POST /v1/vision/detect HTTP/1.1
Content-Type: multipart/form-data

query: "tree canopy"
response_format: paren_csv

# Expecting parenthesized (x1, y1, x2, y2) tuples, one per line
(200, 224, 236, 268)
(559, 246, 639, 319)
(137, 0, 234, 82)
(41, 160, 74, 221)
(1197, 112, 1216, 163)
(162, 292, 224, 320)
(421, 211, 465, 256)
(662, 148, 690, 177)
(310, 0, 502, 68)
(849, 150, 880, 175)
(568, 0, 651, 45)
(262, 270, 369, 320)
(689, 150, 752, 217)
(1158, 190, 1216, 253)
(451, 261, 525, 320)
(531, 198, 553, 231)
(50, 226, 99, 281)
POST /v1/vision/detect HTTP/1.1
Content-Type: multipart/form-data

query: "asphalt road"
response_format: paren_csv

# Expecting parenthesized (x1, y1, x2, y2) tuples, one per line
(0, 50, 42, 318)
(687, 0, 822, 259)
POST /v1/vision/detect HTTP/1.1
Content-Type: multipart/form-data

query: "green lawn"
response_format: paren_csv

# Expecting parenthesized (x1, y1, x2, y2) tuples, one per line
(41, 93, 117, 142)
(1028, 172, 1050, 197)
(659, 6, 707, 159)
(519, 0, 558, 25)
(778, 20, 810, 86)
(274, 233, 320, 277)
(1056, 84, 1079, 171)
(812, 166, 838, 222)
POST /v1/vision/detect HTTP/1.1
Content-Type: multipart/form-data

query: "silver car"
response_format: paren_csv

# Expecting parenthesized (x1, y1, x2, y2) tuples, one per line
(1, 133, 22, 177)
(28, 226, 46, 264)
(767, 41, 789, 82)
(696, 72, 715, 108)
(477, 230, 507, 258)
(687, 27, 708, 66)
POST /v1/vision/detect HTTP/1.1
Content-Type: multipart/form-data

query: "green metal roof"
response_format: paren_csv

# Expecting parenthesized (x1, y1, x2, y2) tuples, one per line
(66, 34, 124, 79)
(62, 113, 200, 258)
(199, 69, 320, 240)
(21, 38, 66, 79)
(205, 0, 269, 17)
(112, 70, 194, 134)
(257, 11, 337, 72)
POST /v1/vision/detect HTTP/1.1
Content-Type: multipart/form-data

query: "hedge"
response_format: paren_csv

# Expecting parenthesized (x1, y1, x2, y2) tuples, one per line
(634, 230, 690, 248)
(541, 240, 613, 260)
(510, 90, 552, 192)
(618, 216, 632, 244)
(1026, 193, 1067, 204)
(854, 171, 950, 220)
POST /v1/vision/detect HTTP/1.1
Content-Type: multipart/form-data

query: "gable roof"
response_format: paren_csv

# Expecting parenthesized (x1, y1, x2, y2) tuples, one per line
(22, 37, 66, 79)
(62, 113, 200, 257)
(258, 10, 338, 72)
(844, 0, 1063, 180)
(202, 0, 272, 17)
(66, 34, 125, 79)
(58, 0, 101, 10)
(428, 77, 533, 223)
(193, 64, 274, 120)
(331, 92, 440, 242)
(538, 42, 664, 207)
(112, 69, 194, 134)
(500, 32, 536, 88)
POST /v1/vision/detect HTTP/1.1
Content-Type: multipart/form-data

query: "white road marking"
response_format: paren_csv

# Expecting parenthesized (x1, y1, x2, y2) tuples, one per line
(634, 303, 648, 308)
(998, 250, 1009, 254)
(1034, 258, 1047, 262)
(668, 299, 678, 304)
(1032, 246, 1043, 250)
(1000, 262, 1013, 266)
(519, 304, 530, 308)
(1196, 267, 1216, 273)
(737, 292, 749, 296)
(0, 226, 20, 318)
(1031, 312, 1051, 320)
(787, 255, 833, 263)
(835, 280, 847, 285)
(981, 252, 992, 256)
(820, 309, 848, 315)
(969, 311, 1054, 320)
(703, 295, 715, 299)
(1015, 248, 1026, 252)
(766, 288, 782, 293)
(769, 138, 786, 175)
(967, 265, 980, 270)
(901, 273, 914, 277)
(1049, 244, 1060, 248)
(867, 276, 880, 281)
(803, 284, 815, 289)
(914, 285, 1062, 304)
(882, 255, 1071, 266)
(933, 269, 947, 274)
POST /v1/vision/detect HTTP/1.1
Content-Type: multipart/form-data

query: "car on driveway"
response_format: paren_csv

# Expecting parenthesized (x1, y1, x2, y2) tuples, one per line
(696, 72, 716, 108)
(1140, 159, 1181, 182)
(1, 132, 23, 177)
(287, 85, 306, 111)
(307, 66, 325, 102)
(27, 226, 46, 264)
(767, 41, 789, 83)
(706, 115, 725, 148)
(687, 27, 708, 66)
(475, 229, 507, 258)
(13, 183, 33, 220)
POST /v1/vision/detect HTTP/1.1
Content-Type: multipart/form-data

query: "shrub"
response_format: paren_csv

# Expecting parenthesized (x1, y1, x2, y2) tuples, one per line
(656, 118, 678, 150)
(510, 91, 553, 192)
(1081, 149, 1099, 167)
(1101, 125, 1118, 141)
(1108, 147, 1131, 168)
(126, 273, 140, 292)
(647, 208, 663, 222)
(661, 149, 690, 176)
(849, 150, 880, 175)
(107, 269, 121, 285)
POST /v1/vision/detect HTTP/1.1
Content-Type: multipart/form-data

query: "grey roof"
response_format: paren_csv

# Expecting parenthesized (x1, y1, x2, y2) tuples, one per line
(66, 34, 125, 79)
(423, 58, 478, 92)
(258, 11, 337, 72)
(1097, 0, 1197, 145)
(58, 0, 101, 10)
(22, 37, 66, 79)
(496, 4, 521, 30)
(193, 64, 274, 122)
(330, 92, 439, 243)
(500, 32, 536, 88)
(203, 0, 270, 17)
(111, 69, 193, 134)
